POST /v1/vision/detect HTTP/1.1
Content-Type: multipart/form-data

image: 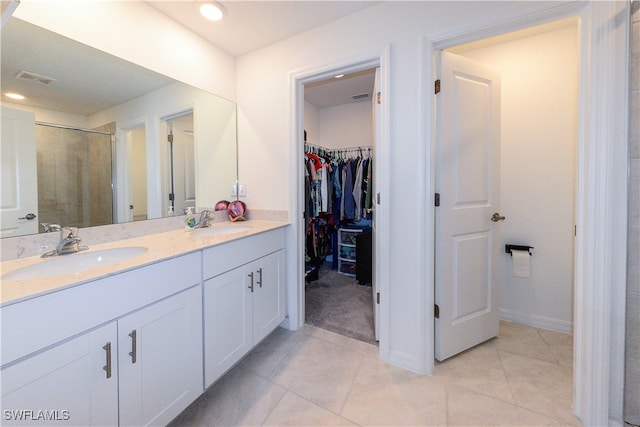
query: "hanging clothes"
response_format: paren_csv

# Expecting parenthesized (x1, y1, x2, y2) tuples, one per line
(364, 159, 373, 211)
(303, 143, 374, 274)
(352, 158, 364, 222)
(343, 160, 355, 220)
(320, 159, 329, 212)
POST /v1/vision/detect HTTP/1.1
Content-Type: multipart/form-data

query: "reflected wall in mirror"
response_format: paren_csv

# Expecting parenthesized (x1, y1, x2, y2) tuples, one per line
(0, 18, 238, 238)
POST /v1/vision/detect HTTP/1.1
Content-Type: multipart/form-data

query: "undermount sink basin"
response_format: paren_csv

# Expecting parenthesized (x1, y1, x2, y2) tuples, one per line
(189, 224, 252, 238)
(2, 246, 149, 281)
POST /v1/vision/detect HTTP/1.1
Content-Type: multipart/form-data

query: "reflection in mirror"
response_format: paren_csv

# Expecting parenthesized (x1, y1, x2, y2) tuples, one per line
(164, 113, 196, 216)
(36, 122, 115, 230)
(1, 17, 237, 238)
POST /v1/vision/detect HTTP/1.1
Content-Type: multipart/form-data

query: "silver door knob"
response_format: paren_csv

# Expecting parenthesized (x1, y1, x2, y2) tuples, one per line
(18, 213, 36, 220)
(491, 212, 506, 222)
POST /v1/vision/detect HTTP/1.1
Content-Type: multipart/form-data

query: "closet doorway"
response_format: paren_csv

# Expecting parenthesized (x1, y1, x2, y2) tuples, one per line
(302, 67, 380, 345)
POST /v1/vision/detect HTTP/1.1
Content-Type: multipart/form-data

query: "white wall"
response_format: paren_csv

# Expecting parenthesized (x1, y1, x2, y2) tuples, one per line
(3, 102, 90, 129)
(235, 1, 575, 374)
(317, 101, 373, 150)
(303, 100, 320, 144)
(457, 26, 578, 333)
(305, 100, 373, 150)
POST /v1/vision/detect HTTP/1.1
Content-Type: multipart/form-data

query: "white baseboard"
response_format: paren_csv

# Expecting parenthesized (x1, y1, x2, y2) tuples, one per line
(500, 309, 573, 334)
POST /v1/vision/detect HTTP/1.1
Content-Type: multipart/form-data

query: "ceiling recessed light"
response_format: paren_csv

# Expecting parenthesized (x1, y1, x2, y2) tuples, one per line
(198, 1, 226, 21)
(5, 92, 25, 100)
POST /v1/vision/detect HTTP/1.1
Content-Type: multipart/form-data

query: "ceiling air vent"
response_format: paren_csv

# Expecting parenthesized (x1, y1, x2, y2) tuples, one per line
(352, 93, 369, 100)
(15, 70, 57, 85)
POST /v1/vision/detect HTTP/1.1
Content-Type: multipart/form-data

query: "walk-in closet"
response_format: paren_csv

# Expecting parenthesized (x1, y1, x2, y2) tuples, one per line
(303, 68, 378, 345)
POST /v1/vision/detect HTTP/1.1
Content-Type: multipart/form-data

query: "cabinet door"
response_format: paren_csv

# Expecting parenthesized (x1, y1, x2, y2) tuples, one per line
(203, 265, 253, 388)
(253, 250, 285, 343)
(0, 323, 118, 426)
(118, 286, 202, 427)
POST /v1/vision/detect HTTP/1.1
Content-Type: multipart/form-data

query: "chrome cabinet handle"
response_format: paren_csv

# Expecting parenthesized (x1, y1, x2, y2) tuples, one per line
(103, 342, 112, 379)
(129, 330, 137, 364)
(257, 268, 263, 288)
(248, 271, 254, 293)
(491, 212, 506, 222)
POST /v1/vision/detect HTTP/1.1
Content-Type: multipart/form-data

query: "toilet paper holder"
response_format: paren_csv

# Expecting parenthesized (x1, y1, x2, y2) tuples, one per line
(505, 244, 534, 256)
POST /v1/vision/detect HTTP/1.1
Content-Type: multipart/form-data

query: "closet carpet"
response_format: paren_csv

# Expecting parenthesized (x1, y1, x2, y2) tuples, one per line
(305, 265, 377, 345)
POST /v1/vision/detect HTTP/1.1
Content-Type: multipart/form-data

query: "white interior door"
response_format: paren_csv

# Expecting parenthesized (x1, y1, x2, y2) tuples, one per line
(1, 106, 39, 237)
(435, 51, 502, 361)
(372, 66, 381, 342)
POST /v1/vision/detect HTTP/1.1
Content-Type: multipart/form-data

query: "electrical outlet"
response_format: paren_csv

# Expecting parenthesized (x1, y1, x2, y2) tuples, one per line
(239, 184, 247, 197)
(230, 184, 237, 197)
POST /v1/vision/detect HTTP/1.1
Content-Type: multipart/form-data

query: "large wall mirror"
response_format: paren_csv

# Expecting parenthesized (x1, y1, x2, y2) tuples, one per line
(1, 17, 237, 238)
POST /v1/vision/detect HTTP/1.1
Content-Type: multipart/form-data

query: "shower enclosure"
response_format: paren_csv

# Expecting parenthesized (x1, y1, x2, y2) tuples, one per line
(35, 122, 115, 231)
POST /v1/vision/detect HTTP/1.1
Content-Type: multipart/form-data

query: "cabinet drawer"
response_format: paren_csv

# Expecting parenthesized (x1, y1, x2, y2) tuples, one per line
(1, 253, 200, 367)
(339, 260, 357, 276)
(339, 245, 357, 260)
(202, 228, 285, 279)
(340, 231, 360, 245)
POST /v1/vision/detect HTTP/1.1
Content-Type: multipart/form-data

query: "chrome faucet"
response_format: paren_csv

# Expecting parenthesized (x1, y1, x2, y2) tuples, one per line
(41, 227, 89, 258)
(194, 210, 213, 229)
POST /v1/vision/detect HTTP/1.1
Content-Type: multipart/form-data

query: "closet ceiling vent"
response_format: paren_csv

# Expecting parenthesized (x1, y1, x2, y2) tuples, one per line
(15, 70, 57, 85)
(351, 93, 369, 100)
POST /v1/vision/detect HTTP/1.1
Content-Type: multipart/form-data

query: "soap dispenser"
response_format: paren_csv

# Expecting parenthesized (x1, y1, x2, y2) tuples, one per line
(185, 207, 196, 230)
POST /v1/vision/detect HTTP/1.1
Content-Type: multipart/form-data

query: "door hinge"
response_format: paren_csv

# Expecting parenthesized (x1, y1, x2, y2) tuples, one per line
(434, 79, 441, 95)
(376, 192, 381, 205)
(435, 193, 440, 207)
(574, 225, 577, 236)
(167, 134, 174, 143)
(376, 292, 380, 304)
(377, 92, 381, 104)
(434, 304, 440, 318)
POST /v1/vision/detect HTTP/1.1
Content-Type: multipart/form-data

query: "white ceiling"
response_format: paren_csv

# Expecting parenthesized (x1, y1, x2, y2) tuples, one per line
(304, 68, 376, 109)
(146, 1, 381, 57)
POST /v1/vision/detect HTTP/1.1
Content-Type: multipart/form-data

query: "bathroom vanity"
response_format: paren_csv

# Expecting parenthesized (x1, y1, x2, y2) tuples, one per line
(0, 221, 288, 426)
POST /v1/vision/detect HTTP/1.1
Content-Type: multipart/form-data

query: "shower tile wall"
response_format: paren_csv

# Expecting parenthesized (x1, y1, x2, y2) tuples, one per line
(88, 123, 114, 228)
(626, 2, 640, 425)
(35, 123, 114, 231)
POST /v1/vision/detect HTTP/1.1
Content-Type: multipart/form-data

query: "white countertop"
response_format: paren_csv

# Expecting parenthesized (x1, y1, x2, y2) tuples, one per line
(0, 220, 289, 307)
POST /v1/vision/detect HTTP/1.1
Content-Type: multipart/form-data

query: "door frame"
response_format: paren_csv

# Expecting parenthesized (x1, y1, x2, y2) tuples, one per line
(427, 2, 629, 425)
(117, 118, 148, 223)
(288, 47, 392, 361)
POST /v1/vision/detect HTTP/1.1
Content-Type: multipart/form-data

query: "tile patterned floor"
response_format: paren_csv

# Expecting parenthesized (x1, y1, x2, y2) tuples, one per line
(169, 321, 581, 426)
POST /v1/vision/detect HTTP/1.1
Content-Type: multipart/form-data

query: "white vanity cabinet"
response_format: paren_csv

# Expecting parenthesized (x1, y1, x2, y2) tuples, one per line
(203, 228, 285, 387)
(0, 253, 203, 426)
(1, 322, 119, 426)
(118, 285, 202, 427)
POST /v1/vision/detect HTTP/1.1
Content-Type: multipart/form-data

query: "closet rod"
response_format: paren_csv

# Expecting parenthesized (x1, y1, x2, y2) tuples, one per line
(304, 142, 373, 152)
